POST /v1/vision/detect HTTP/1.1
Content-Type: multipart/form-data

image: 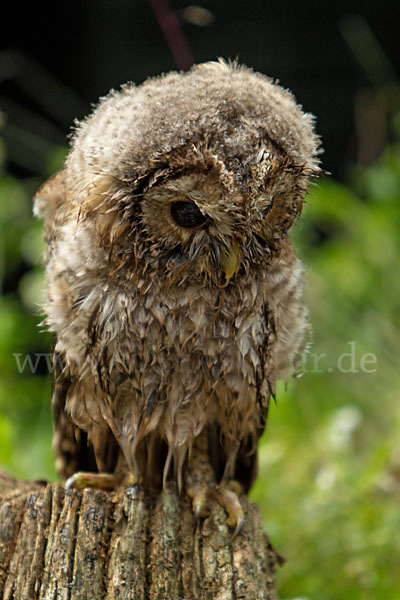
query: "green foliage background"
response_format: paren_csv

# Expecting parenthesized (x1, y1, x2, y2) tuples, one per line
(1, 100, 399, 599)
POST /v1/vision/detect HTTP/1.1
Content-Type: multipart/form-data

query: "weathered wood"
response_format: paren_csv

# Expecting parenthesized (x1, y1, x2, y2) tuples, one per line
(0, 470, 279, 599)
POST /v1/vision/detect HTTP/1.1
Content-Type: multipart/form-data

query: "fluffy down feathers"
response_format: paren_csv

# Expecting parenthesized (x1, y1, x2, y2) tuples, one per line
(35, 60, 321, 495)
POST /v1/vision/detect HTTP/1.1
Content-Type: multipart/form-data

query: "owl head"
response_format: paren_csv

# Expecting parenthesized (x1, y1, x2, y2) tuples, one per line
(38, 60, 321, 287)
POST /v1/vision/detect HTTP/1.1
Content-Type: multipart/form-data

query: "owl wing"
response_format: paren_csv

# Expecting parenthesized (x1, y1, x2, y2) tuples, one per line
(51, 344, 99, 479)
(234, 305, 275, 492)
(35, 173, 120, 481)
(34, 171, 87, 479)
(51, 344, 122, 480)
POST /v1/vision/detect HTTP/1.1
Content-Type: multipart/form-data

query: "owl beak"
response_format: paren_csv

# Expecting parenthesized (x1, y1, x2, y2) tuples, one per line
(219, 239, 240, 281)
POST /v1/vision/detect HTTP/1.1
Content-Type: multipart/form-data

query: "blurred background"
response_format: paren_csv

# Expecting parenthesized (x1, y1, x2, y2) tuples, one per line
(1, 1, 399, 598)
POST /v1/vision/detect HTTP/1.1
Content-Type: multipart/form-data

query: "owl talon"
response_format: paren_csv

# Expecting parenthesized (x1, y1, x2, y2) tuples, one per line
(187, 483, 209, 525)
(230, 515, 245, 542)
(187, 479, 245, 538)
(212, 480, 245, 538)
(64, 471, 123, 490)
(193, 501, 202, 526)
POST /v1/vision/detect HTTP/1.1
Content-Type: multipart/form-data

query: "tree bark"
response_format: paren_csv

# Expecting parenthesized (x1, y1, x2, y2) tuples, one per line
(0, 470, 279, 599)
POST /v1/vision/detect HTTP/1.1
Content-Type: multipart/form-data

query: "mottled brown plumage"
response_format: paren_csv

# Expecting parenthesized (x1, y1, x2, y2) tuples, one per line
(35, 60, 321, 523)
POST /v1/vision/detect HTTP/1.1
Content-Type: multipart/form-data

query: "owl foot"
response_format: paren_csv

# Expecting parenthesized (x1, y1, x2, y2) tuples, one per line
(187, 479, 244, 539)
(212, 480, 245, 540)
(187, 482, 209, 525)
(64, 471, 136, 490)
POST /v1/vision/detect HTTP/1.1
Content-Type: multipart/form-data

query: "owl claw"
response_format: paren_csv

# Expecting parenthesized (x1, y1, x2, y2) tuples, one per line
(211, 480, 245, 539)
(193, 503, 202, 528)
(229, 514, 245, 542)
(187, 479, 244, 538)
(187, 483, 208, 527)
(64, 471, 123, 490)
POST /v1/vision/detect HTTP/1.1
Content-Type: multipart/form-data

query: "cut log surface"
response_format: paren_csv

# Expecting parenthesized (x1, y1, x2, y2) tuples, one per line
(0, 470, 279, 600)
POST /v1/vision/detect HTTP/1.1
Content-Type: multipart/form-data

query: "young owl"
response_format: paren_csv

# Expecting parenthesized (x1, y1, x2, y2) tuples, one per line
(34, 60, 321, 532)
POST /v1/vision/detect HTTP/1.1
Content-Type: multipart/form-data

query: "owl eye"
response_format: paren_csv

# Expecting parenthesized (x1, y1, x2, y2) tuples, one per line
(170, 200, 208, 229)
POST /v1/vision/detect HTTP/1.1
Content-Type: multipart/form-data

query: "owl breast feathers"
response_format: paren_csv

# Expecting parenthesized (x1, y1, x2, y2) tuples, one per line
(35, 60, 321, 498)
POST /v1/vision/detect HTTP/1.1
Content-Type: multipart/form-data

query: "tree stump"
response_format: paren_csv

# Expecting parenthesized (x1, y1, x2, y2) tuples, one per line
(0, 470, 279, 599)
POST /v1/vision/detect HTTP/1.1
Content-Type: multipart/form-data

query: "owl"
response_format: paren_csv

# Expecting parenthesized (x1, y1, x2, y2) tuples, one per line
(34, 60, 320, 534)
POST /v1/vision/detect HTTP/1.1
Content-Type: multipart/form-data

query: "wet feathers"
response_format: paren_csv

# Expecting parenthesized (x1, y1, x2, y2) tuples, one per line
(35, 60, 321, 494)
